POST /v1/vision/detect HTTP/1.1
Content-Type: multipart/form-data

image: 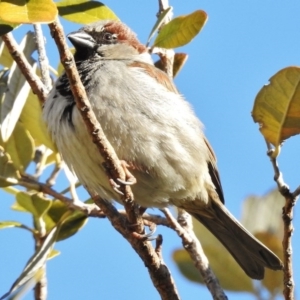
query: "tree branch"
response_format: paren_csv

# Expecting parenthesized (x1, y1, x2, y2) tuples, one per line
(93, 196, 180, 300)
(33, 24, 52, 92)
(266, 142, 297, 300)
(1, 33, 48, 104)
(162, 208, 228, 300)
(47, 19, 143, 232)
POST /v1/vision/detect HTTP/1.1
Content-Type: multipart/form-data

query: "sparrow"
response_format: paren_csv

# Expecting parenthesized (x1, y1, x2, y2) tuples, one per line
(43, 20, 283, 279)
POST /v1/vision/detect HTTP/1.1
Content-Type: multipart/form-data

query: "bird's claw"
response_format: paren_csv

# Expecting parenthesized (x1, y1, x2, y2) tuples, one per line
(109, 179, 124, 195)
(117, 177, 136, 185)
(130, 221, 157, 241)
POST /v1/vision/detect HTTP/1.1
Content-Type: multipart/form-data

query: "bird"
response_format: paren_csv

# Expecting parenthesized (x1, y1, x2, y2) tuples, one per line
(43, 20, 283, 280)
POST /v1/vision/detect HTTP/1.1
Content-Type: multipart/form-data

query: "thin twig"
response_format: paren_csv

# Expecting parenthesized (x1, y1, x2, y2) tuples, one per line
(19, 175, 102, 217)
(266, 142, 296, 300)
(1, 33, 48, 104)
(161, 208, 228, 300)
(47, 19, 143, 232)
(33, 24, 52, 92)
(152, 0, 174, 77)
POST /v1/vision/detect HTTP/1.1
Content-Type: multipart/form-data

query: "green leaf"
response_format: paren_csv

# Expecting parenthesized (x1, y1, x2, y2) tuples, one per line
(0, 40, 14, 68)
(57, 0, 118, 24)
(4, 122, 35, 172)
(0, 32, 36, 142)
(20, 91, 56, 151)
(45, 200, 88, 241)
(0, 147, 19, 187)
(0, 221, 34, 234)
(0, 221, 23, 229)
(146, 6, 173, 45)
(16, 191, 52, 218)
(57, 211, 87, 241)
(154, 10, 207, 49)
(47, 248, 60, 260)
(0, 21, 19, 36)
(0, 0, 57, 24)
(252, 66, 300, 147)
(2, 186, 20, 195)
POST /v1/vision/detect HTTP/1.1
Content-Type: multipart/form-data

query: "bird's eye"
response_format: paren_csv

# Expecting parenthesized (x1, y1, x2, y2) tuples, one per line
(103, 32, 116, 41)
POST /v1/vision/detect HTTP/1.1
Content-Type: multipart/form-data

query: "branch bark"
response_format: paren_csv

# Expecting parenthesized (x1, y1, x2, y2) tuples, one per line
(266, 142, 297, 300)
(162, 208, 228, 300)
(1, 33, 48, 104)
(47, 19, 144, 232)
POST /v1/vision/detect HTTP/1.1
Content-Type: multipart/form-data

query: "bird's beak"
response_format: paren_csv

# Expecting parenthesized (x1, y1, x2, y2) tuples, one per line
(67, 31, 96, 50)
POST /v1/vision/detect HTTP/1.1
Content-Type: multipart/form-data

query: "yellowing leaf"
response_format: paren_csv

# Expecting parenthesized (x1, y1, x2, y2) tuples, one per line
(57, 0, 118, 24)
(252, 66, 300, 147)
(0, 0, 57, 24)
(241, 189, 284, 237)
(255, 232, 283, 294)
(154, 10, 207, 49)
(241, 191, 284, 296)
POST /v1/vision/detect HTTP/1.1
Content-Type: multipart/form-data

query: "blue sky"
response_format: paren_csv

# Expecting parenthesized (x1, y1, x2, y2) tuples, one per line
(1, 1, 300, 299)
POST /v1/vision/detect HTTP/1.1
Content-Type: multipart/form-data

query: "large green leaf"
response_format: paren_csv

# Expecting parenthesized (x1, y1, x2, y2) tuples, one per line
(15, 191, 52, 218)
(44, 200, 88, 241)
(57, 0, 118, 24)
(252, 66, 300, 148)
(154, 10, 207, 49)
(0, 147, 19, 187)
(20, 91, 56, 151)
(3, 122, 35, 172)
(0, 221, 24, 229)
(0, 32, 36, 142)
(0, 40, 14, 68)
(0, 21, 19, 36)
(0, 0, 57, 23)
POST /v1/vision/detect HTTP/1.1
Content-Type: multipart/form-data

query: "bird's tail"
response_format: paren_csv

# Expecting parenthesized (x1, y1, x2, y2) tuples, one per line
(186, 199, 283, 280)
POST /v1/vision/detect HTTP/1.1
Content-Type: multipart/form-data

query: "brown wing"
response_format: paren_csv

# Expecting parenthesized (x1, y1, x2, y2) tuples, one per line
(129, 61, 179, 94)
(204, 137, 225, 203)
